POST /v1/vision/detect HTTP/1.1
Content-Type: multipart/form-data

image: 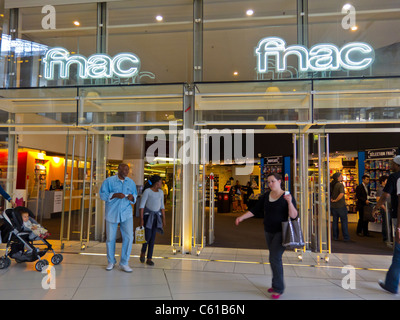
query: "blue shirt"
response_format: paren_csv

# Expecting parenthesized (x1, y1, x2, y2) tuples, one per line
(99, 175, 137, 223)
(0, 184, 11, 202)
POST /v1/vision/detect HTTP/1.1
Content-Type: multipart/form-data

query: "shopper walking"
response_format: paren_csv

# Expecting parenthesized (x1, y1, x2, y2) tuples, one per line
(330, 172, 350, 241)
(235, 173, 297, 299)
(378, 182, 400, 294)
(100, 163, 137, 272)
(356, 175, 371, 237)
(374, 156, 400, 237)
(376, 175, 390, 242)
(139, 175, 166, 266)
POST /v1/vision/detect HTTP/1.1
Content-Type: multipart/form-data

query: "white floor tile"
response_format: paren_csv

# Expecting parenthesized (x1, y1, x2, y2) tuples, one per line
(0, 241, 397, 301)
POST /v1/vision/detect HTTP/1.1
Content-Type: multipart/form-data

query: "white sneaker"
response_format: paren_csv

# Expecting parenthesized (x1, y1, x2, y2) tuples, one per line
(106, 263, 115, 271)
(119, 264, 133, 273)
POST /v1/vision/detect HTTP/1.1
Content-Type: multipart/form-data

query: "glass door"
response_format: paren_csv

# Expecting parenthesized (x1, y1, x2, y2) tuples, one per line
(60, 131, 96, 249)
(294, 130, 331, 258)
(309, 131, 331, 259)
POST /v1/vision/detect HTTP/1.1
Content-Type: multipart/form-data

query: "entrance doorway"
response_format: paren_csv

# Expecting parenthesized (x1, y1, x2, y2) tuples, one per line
(1, 84, 185, 250)
(194, 78, 400, 256)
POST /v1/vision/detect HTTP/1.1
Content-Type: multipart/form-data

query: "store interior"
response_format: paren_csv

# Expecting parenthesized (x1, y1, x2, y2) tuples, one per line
(1, 132, 398, 255)
(203, 132, 398, 255)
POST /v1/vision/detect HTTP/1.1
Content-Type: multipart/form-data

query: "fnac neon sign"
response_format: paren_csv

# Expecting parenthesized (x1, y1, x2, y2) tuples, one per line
(43, 47, 140, 80)
(255, 37, 374, 73)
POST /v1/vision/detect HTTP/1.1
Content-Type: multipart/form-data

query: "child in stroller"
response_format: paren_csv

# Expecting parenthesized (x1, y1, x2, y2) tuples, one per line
(21, 210, 50, 240)
(0, 206, 63, 272)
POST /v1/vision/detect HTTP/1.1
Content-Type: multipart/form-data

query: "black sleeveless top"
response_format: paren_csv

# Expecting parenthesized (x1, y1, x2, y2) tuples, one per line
(250, 192, 297, 233)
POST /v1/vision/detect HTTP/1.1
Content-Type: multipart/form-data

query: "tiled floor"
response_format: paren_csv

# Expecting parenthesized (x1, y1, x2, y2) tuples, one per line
(0, 240, 399, 300)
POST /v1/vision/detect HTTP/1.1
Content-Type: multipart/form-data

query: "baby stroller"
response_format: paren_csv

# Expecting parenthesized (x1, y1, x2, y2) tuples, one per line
(0, 206, 63, 272)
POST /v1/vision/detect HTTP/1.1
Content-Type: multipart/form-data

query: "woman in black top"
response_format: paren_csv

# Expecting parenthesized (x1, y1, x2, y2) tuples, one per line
(235, 173, 298, 299)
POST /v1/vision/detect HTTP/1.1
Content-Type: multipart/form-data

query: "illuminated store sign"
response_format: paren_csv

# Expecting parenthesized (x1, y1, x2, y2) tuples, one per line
(43, 47, 140, 80)
(255, 37, 374, 73)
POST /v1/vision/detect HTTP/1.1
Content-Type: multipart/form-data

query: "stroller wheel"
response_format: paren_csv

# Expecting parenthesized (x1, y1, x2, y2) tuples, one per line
(0, 257, 11, 269)
(51, 254, 63, 265)
(35, 259, 49, 272)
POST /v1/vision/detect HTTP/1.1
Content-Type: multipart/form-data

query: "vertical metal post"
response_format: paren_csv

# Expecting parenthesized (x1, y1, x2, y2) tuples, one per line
(326, 133, 331, 254)
(97, 3, 107, 54)
(87, 134, 95, 246)
(6, 121, 17, 210)
(67, 135, 76, 241)
(209, 173, 215, 245)
(193, 0, 203, 82)
(297, 0, 308, 46)
(201, 133, 207, 249)
(317, 134, 323, 253)
(181, 84, 194, 254)
(80, 133, 89, 247)
(60, 132, 69, 245)
(171, 131, 179, 247)
(6, 8, 18, 88)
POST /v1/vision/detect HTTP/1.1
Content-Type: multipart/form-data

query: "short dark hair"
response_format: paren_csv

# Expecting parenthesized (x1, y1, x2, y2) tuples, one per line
(362, 174, 370, 180)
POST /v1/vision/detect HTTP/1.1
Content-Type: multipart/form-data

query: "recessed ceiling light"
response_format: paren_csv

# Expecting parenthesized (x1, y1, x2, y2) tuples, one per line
(73, 21, 80, 26)
(233, 71, 239, 76)
(351, 25, 358, 31)
(246, 9, 254, 16)
(156, 15, 163, 22)
(342, 3, 352, 10)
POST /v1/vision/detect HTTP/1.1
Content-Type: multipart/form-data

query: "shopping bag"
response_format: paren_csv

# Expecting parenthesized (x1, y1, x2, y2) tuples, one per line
(135, 226, 146, 244)
(282, 217, 305, 249)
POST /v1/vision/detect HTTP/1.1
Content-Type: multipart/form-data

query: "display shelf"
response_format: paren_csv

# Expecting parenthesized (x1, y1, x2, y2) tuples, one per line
(364, 159, 391, 191)
(342, 162, 358, 214)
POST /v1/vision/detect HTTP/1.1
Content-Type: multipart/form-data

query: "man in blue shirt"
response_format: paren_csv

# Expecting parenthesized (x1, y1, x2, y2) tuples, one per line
(100, 163, 137, 272)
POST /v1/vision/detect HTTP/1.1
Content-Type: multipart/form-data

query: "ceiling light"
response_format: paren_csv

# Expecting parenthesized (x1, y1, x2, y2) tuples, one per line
(342, 3, 352, 11)
(233, 71, 239, 76)
(246, 9, 254, 16)
(73, 21, 80, 26)
(156, 15, 163, 22)
(350, 25, 358, 31)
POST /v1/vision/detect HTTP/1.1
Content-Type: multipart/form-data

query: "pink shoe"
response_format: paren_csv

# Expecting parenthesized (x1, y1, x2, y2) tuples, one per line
(267, 288, 281, 299)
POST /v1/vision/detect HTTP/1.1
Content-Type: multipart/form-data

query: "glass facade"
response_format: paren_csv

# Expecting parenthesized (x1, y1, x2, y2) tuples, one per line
(0, 0, 400, 254)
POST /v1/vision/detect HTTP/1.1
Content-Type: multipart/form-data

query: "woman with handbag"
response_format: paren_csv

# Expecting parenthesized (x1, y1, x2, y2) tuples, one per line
(235, 173, 298, 299)
(139, 175, 166, 266)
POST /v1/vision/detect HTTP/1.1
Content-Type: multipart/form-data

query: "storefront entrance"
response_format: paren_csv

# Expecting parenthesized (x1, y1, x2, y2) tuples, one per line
(0, 84, 185, 250)
(1, 77, 400, 256)
(194, 77, 400, 256)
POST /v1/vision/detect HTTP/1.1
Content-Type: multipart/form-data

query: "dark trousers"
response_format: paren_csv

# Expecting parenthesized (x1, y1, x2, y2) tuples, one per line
(141, 215, 157, 260)
(356, 206, 369, 235)
(332, 206, 350, 240)
(265, 231, 286, 294)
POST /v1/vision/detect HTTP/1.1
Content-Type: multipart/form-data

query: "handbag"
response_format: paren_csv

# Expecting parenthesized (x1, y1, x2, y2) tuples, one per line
(135, 226, 146, 244)
(282, 217, 305, 249)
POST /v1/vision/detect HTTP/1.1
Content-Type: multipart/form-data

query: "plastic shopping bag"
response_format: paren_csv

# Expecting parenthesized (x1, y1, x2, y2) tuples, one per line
(135, 226, 146, 244)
